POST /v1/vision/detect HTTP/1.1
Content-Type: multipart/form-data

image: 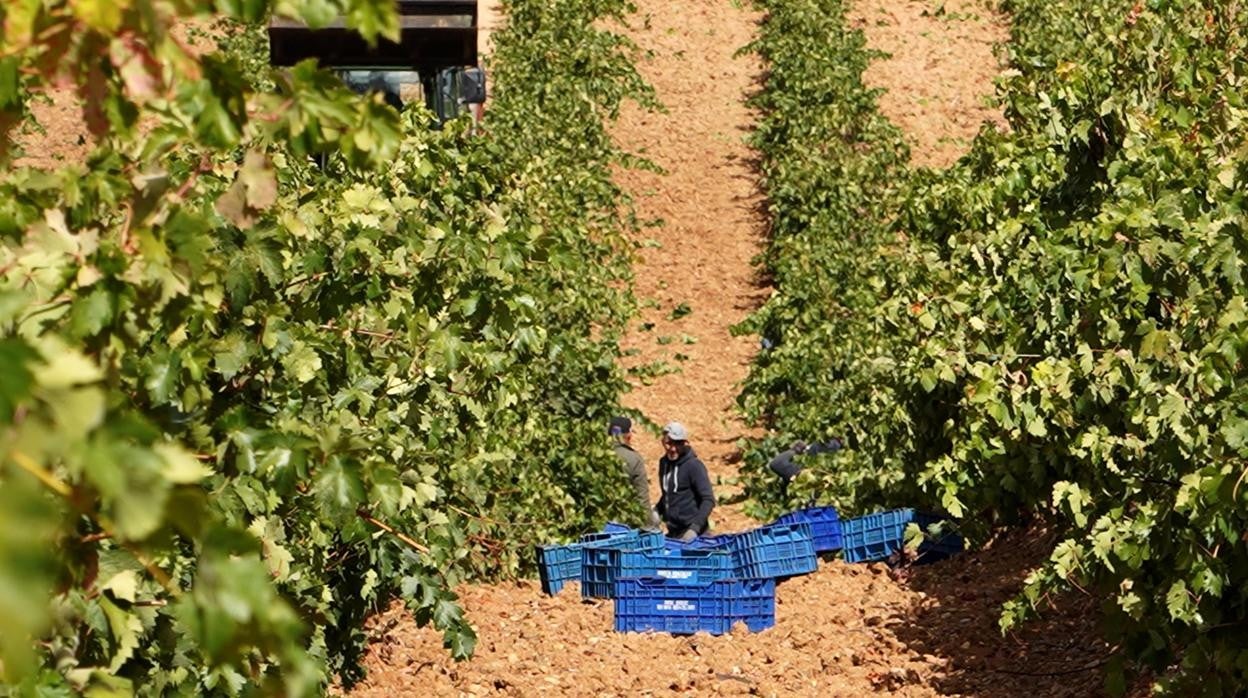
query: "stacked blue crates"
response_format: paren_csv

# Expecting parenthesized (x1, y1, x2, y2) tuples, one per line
(580, 519, 831, 635)
(580, 530, 666, 598)
(726, 521, 818, 579)
(773, 506, 842, 552)
(597, 547, 734, 589)
(552, 507, 964, 633)
(538, 529, 662, 596)
(613, 577, 776, 635)
(841, 508, 963, 564)
(600, 521, 739, 553)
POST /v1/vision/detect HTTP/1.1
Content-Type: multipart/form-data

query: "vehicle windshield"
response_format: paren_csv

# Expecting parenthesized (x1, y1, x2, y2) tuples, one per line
(339, 70, 425, 110)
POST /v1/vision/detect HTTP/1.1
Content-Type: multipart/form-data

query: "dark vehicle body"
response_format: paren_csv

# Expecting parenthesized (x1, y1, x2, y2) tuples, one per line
(268, 1, 486, 122)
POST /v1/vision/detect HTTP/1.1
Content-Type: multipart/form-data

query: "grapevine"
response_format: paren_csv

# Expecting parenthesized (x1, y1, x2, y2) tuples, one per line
(0, 0, 653, 693)
(740, 0, 1248, 693)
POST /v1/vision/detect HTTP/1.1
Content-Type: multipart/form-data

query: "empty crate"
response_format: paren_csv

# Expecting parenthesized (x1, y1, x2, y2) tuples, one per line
(602, 521, 634, 534)
(727, 522, 818, 579)
(773, 506, 842, 552)
(586, 547, 735, 599)
(663, 532, 739, 552)
(580, 530, 666, 598)
(537, 542, 584, 595)
(538, 529, 663, 596)
(841, 509, 963, 564)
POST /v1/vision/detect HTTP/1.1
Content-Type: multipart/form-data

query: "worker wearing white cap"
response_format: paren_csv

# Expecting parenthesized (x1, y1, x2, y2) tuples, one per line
(655, 421, 715, 541)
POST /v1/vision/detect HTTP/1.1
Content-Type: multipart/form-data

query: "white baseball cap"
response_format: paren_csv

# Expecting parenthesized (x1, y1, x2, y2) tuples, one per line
(662, 422, 689, 441)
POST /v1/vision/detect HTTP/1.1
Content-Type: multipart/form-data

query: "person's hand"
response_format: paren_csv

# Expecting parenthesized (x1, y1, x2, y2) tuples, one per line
(677, 529, 697, 542)
(646, 509, 663, 532)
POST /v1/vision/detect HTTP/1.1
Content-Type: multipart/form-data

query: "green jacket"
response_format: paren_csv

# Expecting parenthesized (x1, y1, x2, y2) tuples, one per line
(614, 441, 661, 529)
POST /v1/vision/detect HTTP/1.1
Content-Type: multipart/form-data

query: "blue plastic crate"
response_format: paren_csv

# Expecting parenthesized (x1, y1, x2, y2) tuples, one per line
(728, 522, 818, 579)
(576, 529, 658, 551)
(729, 591, 776, 620)
(602, 521, 634, 534)
(580, 530, 666, 599)
(841, 509, 964, 564)
(536, 543, 583, 595)
(774, 506, 842, 552)
(615, 547, 735, 586)
(662, 533, 739, 552)
(613, 577, 775, 635)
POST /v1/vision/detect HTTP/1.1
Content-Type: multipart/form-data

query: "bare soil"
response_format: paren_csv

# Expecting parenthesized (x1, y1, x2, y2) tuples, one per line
(849, 0, 1009, 169)
(350, 527, 1107, 697)
(14, 89, 92, 170)
(610, 0, 770, 534)
(10, 22, 214, 170)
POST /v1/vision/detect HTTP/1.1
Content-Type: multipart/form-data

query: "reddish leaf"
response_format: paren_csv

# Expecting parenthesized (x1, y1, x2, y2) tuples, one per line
(215, 176, 254, 228)
(110, 32, 163, 101)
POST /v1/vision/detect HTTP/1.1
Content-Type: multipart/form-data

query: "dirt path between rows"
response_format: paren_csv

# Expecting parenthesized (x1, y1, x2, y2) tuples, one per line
(352, 526, 1108, 697)
(611, 0, 768, 533)
(849, 0, 1010, 169)
(351, 1, 1117, 696)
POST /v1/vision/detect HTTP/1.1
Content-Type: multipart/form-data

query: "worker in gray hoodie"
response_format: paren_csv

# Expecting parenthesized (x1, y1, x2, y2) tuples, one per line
(655, 422, 715, 541)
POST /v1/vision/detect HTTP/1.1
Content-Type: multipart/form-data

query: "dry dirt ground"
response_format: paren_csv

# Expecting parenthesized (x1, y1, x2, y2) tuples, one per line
(610, 0, 769, 534)
(849, 0, 1010, 169)
(349, 2, 1112, 697)
(11, 23, 213, 170)
(350, 527, 1108, 697)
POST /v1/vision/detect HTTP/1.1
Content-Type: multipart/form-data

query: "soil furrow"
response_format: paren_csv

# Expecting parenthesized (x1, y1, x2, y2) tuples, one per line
(611, 0, 768, 533)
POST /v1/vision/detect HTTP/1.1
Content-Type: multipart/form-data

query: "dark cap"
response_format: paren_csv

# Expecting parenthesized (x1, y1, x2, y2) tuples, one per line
(608, 416, 632, 436)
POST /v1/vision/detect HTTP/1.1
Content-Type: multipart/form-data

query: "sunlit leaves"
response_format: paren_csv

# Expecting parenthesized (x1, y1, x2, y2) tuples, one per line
(743, 0, 1248, 692)
(215, 150, 278, 227)
(314, 459, 364, 522)
(72, 0, 130, 33)
(2, 0, 648, 693)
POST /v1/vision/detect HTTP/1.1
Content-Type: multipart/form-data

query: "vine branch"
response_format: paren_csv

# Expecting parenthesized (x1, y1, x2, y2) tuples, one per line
(360, 511, 430, 555)
(7, 450, 179, 595)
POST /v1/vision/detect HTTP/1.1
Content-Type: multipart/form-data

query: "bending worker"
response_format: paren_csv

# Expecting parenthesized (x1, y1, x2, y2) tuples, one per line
(656, 422, 714, 541)
(609, 416, 662, 530)
(769, 438, 843, 498)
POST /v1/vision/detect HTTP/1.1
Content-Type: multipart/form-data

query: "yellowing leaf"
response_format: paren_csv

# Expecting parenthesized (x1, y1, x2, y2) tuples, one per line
(155, 443, 211, 484)
(100, 597, 142, 673)
(110, 34, 162, 100)
(240, 150, 278, 211)
(3, 0, 41, 49)
(72, 0, 131, 33)
(47, 386, 106, 440)
(102, 570, 138, 603)
(413, 481, 439, 505)
(215, 177, 252, 228)
(33, 341, 102, 388)
(1216, 164, 1236, 190)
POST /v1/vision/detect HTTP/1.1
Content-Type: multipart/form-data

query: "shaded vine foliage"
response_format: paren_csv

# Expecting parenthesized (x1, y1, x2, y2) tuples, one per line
(0, 0, 653, 694)
(739, 0, 1248, 693)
